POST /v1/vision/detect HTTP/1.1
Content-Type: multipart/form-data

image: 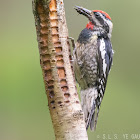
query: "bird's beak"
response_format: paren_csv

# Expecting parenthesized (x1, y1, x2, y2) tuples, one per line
(74, 6, 93, 20)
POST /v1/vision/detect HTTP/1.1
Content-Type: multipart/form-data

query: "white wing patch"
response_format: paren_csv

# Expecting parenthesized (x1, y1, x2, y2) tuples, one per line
(100, 39, 107, 77)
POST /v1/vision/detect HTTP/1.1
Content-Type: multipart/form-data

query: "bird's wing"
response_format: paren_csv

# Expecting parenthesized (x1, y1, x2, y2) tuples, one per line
(90, 37, 113, 130)
(97, 37, 113, 99)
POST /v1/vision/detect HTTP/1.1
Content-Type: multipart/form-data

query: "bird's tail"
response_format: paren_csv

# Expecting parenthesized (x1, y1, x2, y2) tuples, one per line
(81, 87, 99, 131)
(89, 107, 100, 131)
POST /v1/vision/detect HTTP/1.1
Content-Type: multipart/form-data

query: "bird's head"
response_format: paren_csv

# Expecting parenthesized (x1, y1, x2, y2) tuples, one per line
(74, 6, 113, 38)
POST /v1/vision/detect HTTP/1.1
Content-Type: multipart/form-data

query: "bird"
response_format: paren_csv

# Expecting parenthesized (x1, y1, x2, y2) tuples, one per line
(73, 6, 114, 131)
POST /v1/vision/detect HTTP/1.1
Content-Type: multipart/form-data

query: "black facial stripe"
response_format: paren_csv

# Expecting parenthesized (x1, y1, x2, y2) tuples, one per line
(94, 12, 105, 25)
(96, 16, 105, 25)
(103, 23, 109, 33)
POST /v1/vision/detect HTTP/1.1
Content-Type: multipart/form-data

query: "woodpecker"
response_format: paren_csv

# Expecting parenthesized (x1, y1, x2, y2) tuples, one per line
(73, 6, 114, 131)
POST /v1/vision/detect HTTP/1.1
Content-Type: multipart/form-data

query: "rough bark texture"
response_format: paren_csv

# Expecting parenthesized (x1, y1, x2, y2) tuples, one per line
(32, 0, 88, 139)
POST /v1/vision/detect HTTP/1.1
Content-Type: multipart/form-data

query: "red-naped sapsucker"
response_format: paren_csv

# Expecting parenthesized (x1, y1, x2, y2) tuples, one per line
(73, 6, 114, 131)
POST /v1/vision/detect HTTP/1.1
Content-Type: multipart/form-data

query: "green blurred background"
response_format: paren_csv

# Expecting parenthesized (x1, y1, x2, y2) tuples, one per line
(0, 0, 140, 140)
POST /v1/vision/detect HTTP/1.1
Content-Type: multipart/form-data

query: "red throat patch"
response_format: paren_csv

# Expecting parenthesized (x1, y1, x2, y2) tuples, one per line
(93, 10, 111, 20)
(86, 22, 94, 30)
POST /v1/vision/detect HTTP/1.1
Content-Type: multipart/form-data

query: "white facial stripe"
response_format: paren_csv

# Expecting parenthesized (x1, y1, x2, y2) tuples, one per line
(106, 20, 113, 38)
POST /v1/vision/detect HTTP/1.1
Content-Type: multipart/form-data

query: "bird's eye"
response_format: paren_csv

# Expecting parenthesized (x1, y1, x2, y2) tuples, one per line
(94, 12, 100, 17)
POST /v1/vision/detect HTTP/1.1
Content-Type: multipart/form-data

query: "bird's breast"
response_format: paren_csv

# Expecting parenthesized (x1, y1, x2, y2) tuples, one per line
(73, 35, 98, 89)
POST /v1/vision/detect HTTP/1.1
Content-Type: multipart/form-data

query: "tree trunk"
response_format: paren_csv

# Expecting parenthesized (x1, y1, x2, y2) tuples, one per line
(32, 0, 88, 139)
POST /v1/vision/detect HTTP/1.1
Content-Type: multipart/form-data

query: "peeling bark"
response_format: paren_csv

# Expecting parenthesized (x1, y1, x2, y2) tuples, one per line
(32, 0, 88, 139)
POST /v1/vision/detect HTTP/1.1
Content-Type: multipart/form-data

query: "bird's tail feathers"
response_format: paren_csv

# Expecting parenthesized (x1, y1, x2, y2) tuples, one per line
(81, 87, 98, 131)
(90, 107, 100, 131)
(86, 100, 96, 130)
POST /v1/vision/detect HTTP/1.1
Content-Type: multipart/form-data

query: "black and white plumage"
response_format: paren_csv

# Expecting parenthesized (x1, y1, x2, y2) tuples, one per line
(73, 6, 114, 131)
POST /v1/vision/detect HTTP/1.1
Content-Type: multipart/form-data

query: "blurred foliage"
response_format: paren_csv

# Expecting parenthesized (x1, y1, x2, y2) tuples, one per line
(0, 0, 140, 140)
